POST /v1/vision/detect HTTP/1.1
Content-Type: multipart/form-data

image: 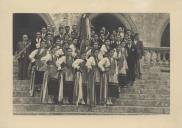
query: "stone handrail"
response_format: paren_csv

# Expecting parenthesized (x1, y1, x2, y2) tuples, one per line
(143, 47, 170, 66)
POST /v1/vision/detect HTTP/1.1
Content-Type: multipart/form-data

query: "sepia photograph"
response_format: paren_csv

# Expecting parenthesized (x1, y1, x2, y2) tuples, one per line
(13, 13, 170, 115)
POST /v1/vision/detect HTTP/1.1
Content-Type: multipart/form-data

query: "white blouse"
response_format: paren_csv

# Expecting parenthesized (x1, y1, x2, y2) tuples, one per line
(98, 57, 110, 71)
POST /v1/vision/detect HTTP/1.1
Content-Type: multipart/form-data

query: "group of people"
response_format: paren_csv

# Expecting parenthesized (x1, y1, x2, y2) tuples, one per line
(15, 24, 144, 106)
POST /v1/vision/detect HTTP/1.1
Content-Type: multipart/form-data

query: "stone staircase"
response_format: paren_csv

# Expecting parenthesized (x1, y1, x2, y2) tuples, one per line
(13, 59, 170, 115)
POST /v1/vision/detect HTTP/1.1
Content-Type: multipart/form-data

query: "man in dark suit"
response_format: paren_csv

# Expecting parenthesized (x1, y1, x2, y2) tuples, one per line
(63, 26, 71, 40)
(71, 25, 79, 39)
(126, 38, 137, 86)
(54, 25, 65, 43)
(98, 32, 105, 48)
(109, 34, 116, 49)
(41, 26, 47, 41)
(30, 32, 42, 51)
(16, 34, 31, 80)
(133, 33, 144, 79)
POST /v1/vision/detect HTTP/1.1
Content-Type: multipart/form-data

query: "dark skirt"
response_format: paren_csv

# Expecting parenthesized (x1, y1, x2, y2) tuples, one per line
(82, 83, 87, 104)
(95, 82, 100, 104)
(34, 71, 45, 85)
(47, 78, 59, 103)
(47, 78, 59, 95)
(118, 74, 128, 87)
(64, 81, 74, 102)
(108, 83, 119, 98)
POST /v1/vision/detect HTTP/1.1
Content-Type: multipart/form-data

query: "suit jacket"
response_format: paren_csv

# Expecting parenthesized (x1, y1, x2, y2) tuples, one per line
(30, 38, 42, 51)
(125, 43, 137, 68)
(54, 34, 64, 43)
(110, 40, 117, 49)
(134, 40, 144, 59)
(98, 38, 105, 48)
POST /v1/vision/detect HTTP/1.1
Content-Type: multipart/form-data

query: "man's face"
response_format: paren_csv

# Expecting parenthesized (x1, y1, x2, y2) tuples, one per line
(100, 33, 105, 39)
(109, 50, 114, 57)
(94, 34, 98, 40)
(65, 27, 70, 33)
(117, 45, 122, 51)
(127, 30, 131, 36)
(64, 43, 69, 49)
(81, 53, 86, 60)
(22, 35, 28, 41)
(135, 35, 139, 41)
(116, 35, 121, 41)
(91, 30, 95, 36)
(47, 35, 52, 41)
(64, 35, 70, 41)
(73, 39, 78, 45)
(72, 25, 77, 32)
(118, 27, 122, 32)
(41, 27, 47, 33)
(110, 35, 115, 40)
(93, 42, 99, 49)
(56, 39, 62, 45)
(94, 50, 99, 57)
(105, 40, 110, 46)
(121, 42, 126, 47)
(36, 32, 41, 38)
(59, 28, 64, 34)
(112, 30, 117, 35)
(128, 40, 132, 44)
(101, 27, 106, 32)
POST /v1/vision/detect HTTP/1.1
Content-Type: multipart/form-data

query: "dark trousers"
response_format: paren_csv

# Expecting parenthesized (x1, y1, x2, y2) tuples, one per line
(127, 65, 136, 83)
(118, 74, 128, 86)
(18, 58, 29, 80)
(135, 59, 142, 77)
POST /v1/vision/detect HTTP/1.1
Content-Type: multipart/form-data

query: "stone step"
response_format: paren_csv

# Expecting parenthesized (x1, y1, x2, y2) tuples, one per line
(13, 104, 169, 114)
(13, 91, 36, 97)
(119, 94, 169, 100)
(113, 99, 169, 107)
(13, 91, 169, 100)
(13, 85, 169, 94)
(13, 97, 169, 107)
(13, 86, 169, 95)
(120, 88, 169, 95)
(13, 82, 169, 91)
(13, 79, 169, 87)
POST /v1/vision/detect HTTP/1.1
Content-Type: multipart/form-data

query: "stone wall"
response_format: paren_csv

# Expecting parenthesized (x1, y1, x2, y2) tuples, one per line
(129, 13, 169, 47)
(48, 13, 170, 47)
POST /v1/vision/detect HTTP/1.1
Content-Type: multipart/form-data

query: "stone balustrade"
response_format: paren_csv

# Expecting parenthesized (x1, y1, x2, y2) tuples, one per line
(143, 47, 170, 66)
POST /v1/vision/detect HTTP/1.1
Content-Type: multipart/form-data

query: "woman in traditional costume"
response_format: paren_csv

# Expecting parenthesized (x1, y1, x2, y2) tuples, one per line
(107, 49, 119, 105)
(72, 53, 87, 105)
(56, 48, 75, 104)
(116, 44, 128, 88)
(98, 52, 110, 105)
(29, 41, 49, 97)
(85, 52, 96, 106)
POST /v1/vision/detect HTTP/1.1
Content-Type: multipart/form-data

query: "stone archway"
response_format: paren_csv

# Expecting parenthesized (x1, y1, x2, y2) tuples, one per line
(87, 13, 138, 33)
(160, 17, 170, 47)
(39, 13, 55, 26)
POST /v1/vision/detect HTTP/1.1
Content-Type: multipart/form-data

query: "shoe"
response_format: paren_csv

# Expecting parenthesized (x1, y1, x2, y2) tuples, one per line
(106, 99, 110, 105)
(118, 87, 121, 92)
(80, 99, 85, 105)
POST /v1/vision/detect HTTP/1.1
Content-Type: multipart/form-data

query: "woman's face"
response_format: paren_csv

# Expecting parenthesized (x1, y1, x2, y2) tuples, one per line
(94, 50, 99, 57)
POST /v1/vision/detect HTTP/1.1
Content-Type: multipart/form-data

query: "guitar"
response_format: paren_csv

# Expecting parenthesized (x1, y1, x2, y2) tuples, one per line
(15, 41, 31, 59)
